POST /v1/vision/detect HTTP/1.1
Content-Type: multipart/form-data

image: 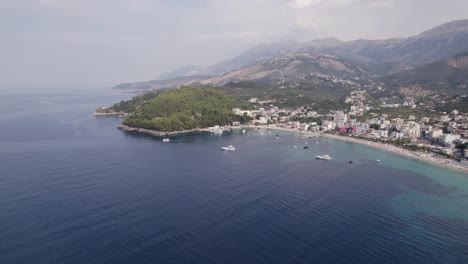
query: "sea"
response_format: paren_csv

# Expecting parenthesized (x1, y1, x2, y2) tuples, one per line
(1, 90, 468, 264)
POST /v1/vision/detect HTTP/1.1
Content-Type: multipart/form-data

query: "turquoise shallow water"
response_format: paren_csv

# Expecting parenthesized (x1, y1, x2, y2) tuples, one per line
(0, 92, 467, 264)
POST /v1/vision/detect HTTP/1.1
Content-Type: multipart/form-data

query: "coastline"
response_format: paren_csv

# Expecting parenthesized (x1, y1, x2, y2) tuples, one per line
(117, 125, 206, 137)
(94, 111, 127, 117)
(243, 125, 468, 174)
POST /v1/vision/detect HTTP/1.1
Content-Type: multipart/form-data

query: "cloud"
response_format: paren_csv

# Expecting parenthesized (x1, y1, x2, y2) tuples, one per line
(1, 0, 467, 89)
(288, 0, 323, 8)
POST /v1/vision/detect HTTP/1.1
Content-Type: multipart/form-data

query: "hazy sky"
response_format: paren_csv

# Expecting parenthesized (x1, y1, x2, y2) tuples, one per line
(1, 0, 468, 90)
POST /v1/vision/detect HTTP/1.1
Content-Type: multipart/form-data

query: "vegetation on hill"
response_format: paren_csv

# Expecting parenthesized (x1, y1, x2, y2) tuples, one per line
(382, 53, 468, 95)
(113, 87, 251, 132)
(437, 96, 468, 113)
(219, 81, 350, 111)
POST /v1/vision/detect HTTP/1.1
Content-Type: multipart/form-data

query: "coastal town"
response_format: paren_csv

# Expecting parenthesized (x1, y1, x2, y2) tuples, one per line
(232, 93, 468, 165)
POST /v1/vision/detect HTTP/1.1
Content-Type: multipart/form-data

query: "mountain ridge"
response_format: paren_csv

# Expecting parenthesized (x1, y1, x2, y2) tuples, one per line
(114, 19, 468, 91)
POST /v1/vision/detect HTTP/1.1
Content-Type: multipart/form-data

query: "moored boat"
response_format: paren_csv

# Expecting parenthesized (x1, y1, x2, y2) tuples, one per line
(221, 145, 236, 151)
(316, 155, 332, 160)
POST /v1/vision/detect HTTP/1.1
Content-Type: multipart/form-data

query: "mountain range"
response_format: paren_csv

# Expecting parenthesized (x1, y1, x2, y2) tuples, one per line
(114, 19, 468, 94)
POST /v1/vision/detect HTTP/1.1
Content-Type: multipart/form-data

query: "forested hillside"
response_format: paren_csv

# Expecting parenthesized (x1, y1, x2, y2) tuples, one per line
(113, 87, 251, 132)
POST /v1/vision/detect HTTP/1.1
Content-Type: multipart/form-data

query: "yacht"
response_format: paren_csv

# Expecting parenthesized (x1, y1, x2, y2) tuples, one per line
(221, 145, 236, 151)
(316, 155, 332, 160)
(162, 138, 170, 142)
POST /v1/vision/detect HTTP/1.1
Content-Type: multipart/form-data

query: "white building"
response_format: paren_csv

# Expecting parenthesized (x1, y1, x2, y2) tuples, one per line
(391, 131, 404, 139)
(440, 115, 450, 123)
(322, 120, 335, 131)
(379, 130, 389, 138)
(429, 128, 443, 139)
(421, 117, 430, 123)
(300, 123, 310, 131)
(258, 116, 268, 124)
(441, 134, 461, 146)
(334, 111, 347, 127)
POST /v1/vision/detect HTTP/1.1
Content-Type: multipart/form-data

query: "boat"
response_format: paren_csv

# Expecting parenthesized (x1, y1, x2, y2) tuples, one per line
(242, 129, 246, 134)
(348, 161, 353, 164)
(316, 155, 332, 160)
(376, 159, 381, 162)
(221, 145, 236, 151)
(303, 146, 309, 149)
(162, 138, 170, 142)
(275, 135, 279, 139)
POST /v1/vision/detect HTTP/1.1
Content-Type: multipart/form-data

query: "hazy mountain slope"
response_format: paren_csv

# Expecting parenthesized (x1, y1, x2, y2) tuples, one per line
(199, 54, 367, 86)
(158, 65, 204, 80)
(178, 38, 345, 77)
(193, 19, 468, 77)
(383, 52, 468, 95)
(114, 19, 468, 91)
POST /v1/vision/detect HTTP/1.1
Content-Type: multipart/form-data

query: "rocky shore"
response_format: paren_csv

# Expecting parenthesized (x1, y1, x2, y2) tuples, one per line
(117, 125, 206, 137)
(93, 111, 127, 117)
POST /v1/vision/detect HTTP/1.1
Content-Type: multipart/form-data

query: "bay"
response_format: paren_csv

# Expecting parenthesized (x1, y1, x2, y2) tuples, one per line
(0, 91, 467, 264)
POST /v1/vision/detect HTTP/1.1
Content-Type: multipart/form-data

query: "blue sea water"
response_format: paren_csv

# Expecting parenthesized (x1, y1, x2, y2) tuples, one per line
(0, 91, 468, 264)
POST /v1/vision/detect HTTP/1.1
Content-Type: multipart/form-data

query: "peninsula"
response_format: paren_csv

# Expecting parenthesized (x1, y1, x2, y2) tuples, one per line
(99, 86, 252, 135)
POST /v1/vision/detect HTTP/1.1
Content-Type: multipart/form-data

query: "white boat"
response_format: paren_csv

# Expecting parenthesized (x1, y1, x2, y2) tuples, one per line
(316, 155, 332, 160)
(242, 129, 246, 134)
(221, 145, 236, 151)
(162, 138, 170, 142)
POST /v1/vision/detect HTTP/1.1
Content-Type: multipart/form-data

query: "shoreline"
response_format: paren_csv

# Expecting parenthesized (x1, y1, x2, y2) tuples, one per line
(117, 125, 207, 137)
(243, 125, 468, 174)
(94, 112, 127, 117)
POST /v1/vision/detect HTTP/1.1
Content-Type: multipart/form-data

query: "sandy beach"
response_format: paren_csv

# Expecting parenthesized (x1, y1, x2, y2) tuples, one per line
(243, 125, 468, 174)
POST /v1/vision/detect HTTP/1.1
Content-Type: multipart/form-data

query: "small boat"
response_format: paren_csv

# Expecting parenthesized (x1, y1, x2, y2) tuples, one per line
(376, 159, 381, 162)
(293, 146, 298, 149)
(242, 129, 246, 134)
(162, 138, 170, 142)
(316, 155, 332, 160)
(303, 146, 309, 149)
(275, 135, 279, 139)
(221, 145, 236, 151)
(348, 161, 353, 164)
